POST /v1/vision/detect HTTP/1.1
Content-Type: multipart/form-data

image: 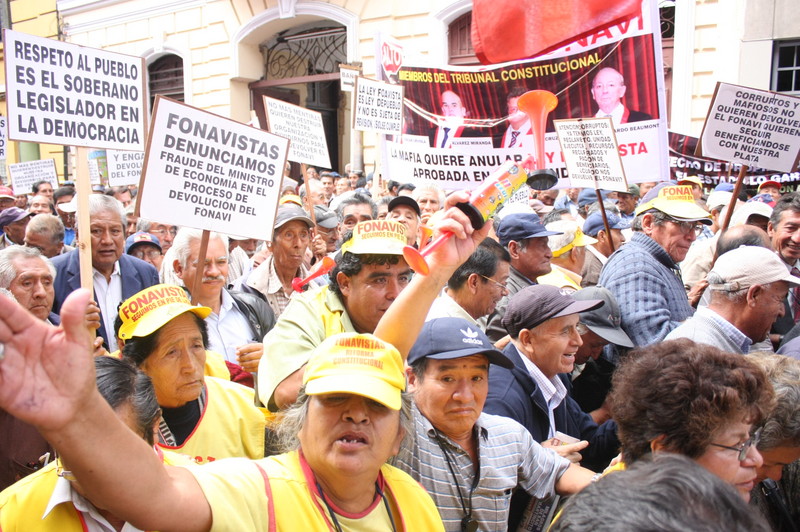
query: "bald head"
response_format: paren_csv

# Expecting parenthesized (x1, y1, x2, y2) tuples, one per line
(715, 225, 771, 262)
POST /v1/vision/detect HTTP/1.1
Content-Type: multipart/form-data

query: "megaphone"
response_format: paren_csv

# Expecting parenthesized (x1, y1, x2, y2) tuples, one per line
(516, 90, 559, 190)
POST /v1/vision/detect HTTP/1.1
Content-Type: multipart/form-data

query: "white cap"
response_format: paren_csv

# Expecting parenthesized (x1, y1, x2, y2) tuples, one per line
(730, 202, 772, 227)
(709, 246, 800, 292)
(706, 191, 733, 212)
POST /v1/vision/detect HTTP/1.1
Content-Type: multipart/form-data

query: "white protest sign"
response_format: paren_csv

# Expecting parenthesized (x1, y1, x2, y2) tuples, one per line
(340, 64, 360, 92)
(8, 158, 58, 195)
(698, 82, 800, 172)
(139, 97, 289, 240)
(554, 118, 628, 192)
(263, 96, 330, 169)
(0, 116, 6, 160)
(107, 149, 144, 186)
(353, 77, 404, 135)
(88, 159, 101, 185)
(4, 29, 146, 151)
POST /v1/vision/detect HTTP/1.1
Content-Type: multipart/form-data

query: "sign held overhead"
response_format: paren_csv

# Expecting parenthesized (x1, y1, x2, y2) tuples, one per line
(139, 97, 289, 240)
(8, 159, 58, 196)
(554, 118, 628, 192)
(697, 82, 800, 173)
(263, 96, 330, 169)
(4, 29, 146, 151)
(353, 77, 404, 135)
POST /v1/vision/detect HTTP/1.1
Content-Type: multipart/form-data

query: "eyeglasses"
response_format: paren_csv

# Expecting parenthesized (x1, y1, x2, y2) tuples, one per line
(131, 249, 162, 260)
(668, 219, 705, 237)
(149, 227, 178, 238)
(709, 427, 762, 461)
(478, 274, 508, 292)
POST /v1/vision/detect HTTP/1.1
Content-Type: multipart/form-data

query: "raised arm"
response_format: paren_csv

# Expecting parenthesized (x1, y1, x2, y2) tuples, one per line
(0, 289, 211, 532)
(374, 190, 491, 357)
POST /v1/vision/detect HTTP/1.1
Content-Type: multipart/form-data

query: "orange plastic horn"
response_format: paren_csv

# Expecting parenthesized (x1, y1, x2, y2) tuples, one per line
(516, 90, 559, 190)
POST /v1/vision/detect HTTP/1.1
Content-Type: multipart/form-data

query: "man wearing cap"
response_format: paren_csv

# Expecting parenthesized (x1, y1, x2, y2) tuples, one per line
(537, 220, 598, 292)
(598, 183, 712, 348)
(580, 212, 628, 288)
(0, 187, 15, 214)
(678, 176, 704, 201)
(172, 228, 275, 372)
(387, 196, 421, 247)
(616, 184, 638, 222)
(569, 286, 634, 420)
(52, 187, 76, 246)
(24, 214, 71, 258)
(310, 204, 340, 262)
(0, 207, 31, 250)
(427, 238, 511, 326)
(125, 231, 163, 272)
(335, 192, 377, 235)
(239, 204, 317, 318)
(759, 179, 782, 203)
(52, 194, 160, 352)
(484, 285, 620, 470)
(260, 219, 413, 410)
(397, 317, 596, 532)
(485, 212, 562, 343)
(666, 246, 799, 354)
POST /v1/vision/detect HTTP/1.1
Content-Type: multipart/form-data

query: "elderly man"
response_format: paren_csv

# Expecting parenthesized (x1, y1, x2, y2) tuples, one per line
(24, 214, 70, 258)
(666, 246, 799, 353)
(0, 207, 31, 250)
(485, 212, 561, 343)
(616, 184, 638, 222)
(427, 238, 510, 326)
(309, 204, 340, 263)
(299, 177, 327, 209)
(759, 179, 783, 203)
(0, 187, 15, 213)
(580, 212, 628, 288)
(387, 196, 421, 247)
(537, 220, 597, 292)
(590, 67, 652, 125)
(335, 192, 376, 235)
(598, 183, 711, 349)
(485, 285, 620, 459)
(28, 195, 53, 215)
(412, 184, 445, 224)
(239, 204, 316, 318)
(398, 317, 596, 531)
(125, 231, 163, 272)
(53, 186, 76, 246)
(51, 195, 159, 351)
(173, 228, 274, 372)
(260, 220, 412, 410)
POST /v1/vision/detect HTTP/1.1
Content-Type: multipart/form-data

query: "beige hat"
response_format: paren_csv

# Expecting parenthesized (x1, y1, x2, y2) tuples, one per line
(708, 246, 800, 292)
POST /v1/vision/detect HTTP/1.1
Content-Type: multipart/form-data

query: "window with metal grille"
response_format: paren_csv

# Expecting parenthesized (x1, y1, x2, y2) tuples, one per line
(772, 41, 800, 96)
(148, 54, 184, 107)
(448, 12, 478, 66)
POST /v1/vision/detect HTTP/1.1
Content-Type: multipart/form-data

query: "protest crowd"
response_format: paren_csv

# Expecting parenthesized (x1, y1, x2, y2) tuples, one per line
(0, 166, 799, 532)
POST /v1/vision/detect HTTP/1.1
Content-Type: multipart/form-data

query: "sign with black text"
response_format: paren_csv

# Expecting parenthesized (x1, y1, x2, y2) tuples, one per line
(554, 118, 627, 191)
(8, 158, 58, 195)
(4, 30, 146, 151)
(107, 149, 144, 186)
(698, 82, 800, 172)
(263, 96, 330, 169)
(353, 77, 404, 135)
(340, 64, 360, 92)
(0, 116, 6, 160)
(139, 97, 289, 239)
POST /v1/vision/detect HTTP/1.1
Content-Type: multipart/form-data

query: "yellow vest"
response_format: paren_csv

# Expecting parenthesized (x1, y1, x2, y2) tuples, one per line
(0, 448, 187, 531)
(157, 377, 268, 464)
(257, 451, 444, 531)
(313, 286, 348, 337)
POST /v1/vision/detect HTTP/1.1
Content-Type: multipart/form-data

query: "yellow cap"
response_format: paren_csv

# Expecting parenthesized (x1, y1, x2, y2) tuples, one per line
(279, 194, 303, 206)
(117, 284, 211, 340)
(634, 183, 711, 221)
(340, 220, 407, 256)
(303, 334, 406, 410)
(677, 176, 703, 188)
(552, 226, 598, 258)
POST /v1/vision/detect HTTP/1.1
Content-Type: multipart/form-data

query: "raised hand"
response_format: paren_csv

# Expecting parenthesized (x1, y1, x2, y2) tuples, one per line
(0, 288, 97, 433)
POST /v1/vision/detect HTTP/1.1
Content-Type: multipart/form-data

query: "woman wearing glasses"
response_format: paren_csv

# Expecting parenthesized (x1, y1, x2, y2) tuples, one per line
(610, 338, 774, 501)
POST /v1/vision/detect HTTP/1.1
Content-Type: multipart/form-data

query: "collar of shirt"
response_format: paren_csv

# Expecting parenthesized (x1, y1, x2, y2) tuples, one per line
(697, 306, 753, 353)
(595, 102, 625, 124)
(219, 288, 234, 315)
(586, 244, 608, 265)
(418, 403, 488, 446)
(519, 353, 567, 412)
(92, 260, 121, 280)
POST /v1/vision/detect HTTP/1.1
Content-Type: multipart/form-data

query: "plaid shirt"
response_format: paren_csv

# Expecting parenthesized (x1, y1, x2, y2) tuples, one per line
(599, 231, 694, 347)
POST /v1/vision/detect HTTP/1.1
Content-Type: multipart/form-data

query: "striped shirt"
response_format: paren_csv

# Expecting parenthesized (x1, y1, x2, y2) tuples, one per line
(394, 405, 570, 532)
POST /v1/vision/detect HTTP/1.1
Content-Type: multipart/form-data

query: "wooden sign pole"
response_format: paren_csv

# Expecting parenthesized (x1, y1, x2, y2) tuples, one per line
(190, 230, 210, 306)
(75, 147, 94, 290)
(720, 165, 748, 233)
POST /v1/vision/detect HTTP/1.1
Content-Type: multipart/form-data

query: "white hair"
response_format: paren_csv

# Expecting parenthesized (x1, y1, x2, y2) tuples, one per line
(171, 227, 229, 269)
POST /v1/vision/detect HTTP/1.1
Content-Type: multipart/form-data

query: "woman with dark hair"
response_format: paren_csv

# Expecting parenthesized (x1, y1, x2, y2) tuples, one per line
(0, 357, 193, 531)
(610, 338, 775, 501)
(118, 284, 270, 464)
